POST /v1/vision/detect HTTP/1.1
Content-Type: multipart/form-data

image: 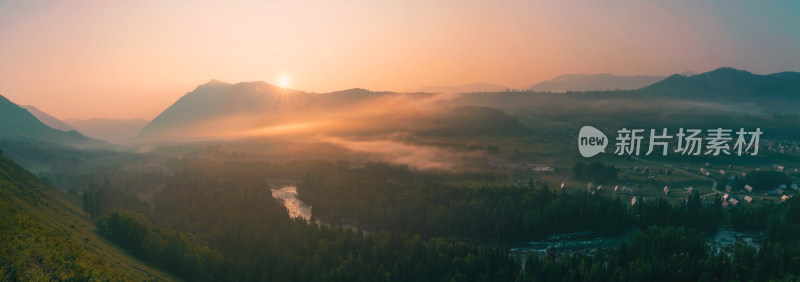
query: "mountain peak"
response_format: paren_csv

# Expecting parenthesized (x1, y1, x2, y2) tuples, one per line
(204, 79, 230, 86)
(644, 67, 800, 102)
(705, 67, 753, 77)
(234, 81, 277, 89)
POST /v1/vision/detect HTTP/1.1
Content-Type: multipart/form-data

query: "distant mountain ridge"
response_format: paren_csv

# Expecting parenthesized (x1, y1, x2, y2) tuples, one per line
(0, 95, 114, 172)
(415, 83, 509, 93)
(65, 118, 149, 143)
(647, 67, 800, 93)
(0, 95, 105, 148)
(529, 73, 667, 92)
(136, 80, 529, 141)
(644, 67, 800, 105)
(138, 67, 800, 142)
(19, 105, 78, 132)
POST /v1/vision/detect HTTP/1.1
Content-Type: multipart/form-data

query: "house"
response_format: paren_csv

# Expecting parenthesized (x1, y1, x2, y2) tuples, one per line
(744, 196, 753, 203)
(782, 195, 790, 202)
(631, 196, 638, 207)
(778, 184, 787, 190)
(663, 186, 670, 196)
(728, 198, 739, 206)
(614, 185, 619, 194)
(722, 201, 729, 208)
(745, 185, 753, 193)
(723, 193, 730, 201)
(687, 186, 694, 194)
(587, 182, 594, 192)
(560, 182, 566, 190)
(705, 171, 711, 177)
(725, 185, 733, 192)
(719, 170, 726, 175)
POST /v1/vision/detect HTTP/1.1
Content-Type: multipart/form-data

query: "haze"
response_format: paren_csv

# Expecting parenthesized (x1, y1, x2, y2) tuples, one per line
(1, 0, 799, 120)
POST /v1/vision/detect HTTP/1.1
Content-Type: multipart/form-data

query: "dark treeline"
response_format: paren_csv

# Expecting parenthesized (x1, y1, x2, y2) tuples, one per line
(298, 162, 720, 241)
(81, 179, 149, 219)
(571, 162, 617, 184)
(738, 170, 790, 191)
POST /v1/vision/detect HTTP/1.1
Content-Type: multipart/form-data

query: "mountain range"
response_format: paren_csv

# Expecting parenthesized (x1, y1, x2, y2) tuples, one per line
(5, 67, 799, 146)
(645, 67, 800, 99)
(19, 105, 147, 143)
(65, 118, 148, 143)
(132, 67, 800, 142)
(20, 105, 78, 132)
(0, 95, 104, 148)
(414, 83, 509, 93)
(528, 73, 674, 92)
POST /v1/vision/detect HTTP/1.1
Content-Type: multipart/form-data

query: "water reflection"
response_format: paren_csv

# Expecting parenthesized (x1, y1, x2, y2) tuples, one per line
(271, 186, 312, 220)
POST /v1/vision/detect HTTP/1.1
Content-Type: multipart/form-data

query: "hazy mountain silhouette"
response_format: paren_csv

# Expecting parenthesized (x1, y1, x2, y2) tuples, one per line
(138, 80, 413, 141)
(0, 95, 115, 172)
(646, 67, 800, 96)
(645, 67, 800, 102)
(19, 105, 77, 132)
(529, 73, 666, 92)
(65, 118, 149, 143)
(137, 80, 531, 141)
(0, 95, 105, 148)
(138, 68, 800, 142)
(138, 80, 314, 137)
(415, 83, 508, 93)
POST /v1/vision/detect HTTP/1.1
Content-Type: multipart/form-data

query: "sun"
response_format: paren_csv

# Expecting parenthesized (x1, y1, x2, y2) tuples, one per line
(278, 74, 292, 88)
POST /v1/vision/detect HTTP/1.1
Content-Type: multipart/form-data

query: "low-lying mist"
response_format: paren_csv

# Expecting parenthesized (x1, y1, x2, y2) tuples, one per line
(128, 85, 800, 171)
(130, 91, 526, 171)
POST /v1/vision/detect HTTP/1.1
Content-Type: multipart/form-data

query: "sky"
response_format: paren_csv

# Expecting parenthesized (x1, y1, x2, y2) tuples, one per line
(1, 0, 799, 120)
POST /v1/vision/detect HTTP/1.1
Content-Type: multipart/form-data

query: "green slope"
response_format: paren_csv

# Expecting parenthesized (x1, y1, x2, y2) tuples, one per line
(0, 150, 175, 281)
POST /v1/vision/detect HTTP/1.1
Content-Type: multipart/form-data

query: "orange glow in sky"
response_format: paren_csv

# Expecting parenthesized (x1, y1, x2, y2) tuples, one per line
(0, 1, 798, 120)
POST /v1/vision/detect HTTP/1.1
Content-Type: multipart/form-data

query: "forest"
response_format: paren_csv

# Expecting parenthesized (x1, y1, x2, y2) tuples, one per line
(73, 158, 800, 281)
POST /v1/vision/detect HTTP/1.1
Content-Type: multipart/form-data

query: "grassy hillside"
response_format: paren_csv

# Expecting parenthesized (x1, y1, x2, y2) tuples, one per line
(0, 150, 175, 281)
